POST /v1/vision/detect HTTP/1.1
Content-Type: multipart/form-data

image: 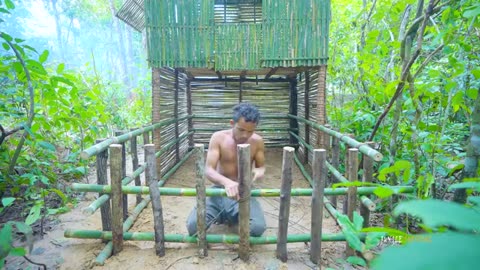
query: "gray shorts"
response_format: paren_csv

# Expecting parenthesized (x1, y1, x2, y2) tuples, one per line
(186, 186, 266, 237)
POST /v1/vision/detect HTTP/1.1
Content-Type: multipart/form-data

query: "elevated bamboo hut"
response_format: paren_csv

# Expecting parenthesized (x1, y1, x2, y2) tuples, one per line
(117, 0, 331, 175)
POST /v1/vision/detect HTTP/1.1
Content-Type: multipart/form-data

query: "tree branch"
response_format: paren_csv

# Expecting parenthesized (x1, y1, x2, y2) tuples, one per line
(1, 32, 36, 175)
(0, 124, 25, 146)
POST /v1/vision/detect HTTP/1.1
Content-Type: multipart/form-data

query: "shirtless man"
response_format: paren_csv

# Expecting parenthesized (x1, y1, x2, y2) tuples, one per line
(186, 103, 267, 237)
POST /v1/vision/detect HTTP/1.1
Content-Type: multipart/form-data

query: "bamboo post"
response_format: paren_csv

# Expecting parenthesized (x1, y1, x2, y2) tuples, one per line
(330, 129, 339, 208)
(96, 139, 111, 236)
(276, 147, 294, 262)
(304, 70, 310, 165)
(130, 129, 142, 205)
(143, 129, 150, 145)
(316, 65, 327, 149)
(174, 69, 180, 163)
(145, 144, 165, 256)
(109, 144, 123, 255)
(346, 186, 358, 257)
(343, 136, 356, 214)
(360, 142, 375, 227)
(152, 67, 162, 180)
(195, 144, 207, 257)
(238, 144, 251, 261)
(310, 149, 327, 265)
(115, 130, 128, 221)
(186, 80, 194, 150)
(343, 148, 359, 214)
(289, 80, 298, 147)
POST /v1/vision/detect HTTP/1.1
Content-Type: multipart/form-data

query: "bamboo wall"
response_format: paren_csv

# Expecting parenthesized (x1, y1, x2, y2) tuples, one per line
(297, 69, 320, 165)
(141, 0, 330, 70)
(157, 68, 189, 176)
(191, 79, 290, 146)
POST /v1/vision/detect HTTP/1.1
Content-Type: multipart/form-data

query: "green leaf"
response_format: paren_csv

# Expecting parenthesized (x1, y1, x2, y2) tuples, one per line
(364, 232, 386, 249)
(39, 50, 49, 63)
(2, 197, 15, 207)
(467, 196, 480, 206)
(448, 182, 480, 192)
(57, 63, 65, 74)
(0, 224, 13, 259)
(2, 42, 9, 50)
(9, 247, 26, 256)
(372, 232, 480, 270)
(48, 188, 67, 203)
(38, 141, 56, 152)
(4, 0, 15, 9)
(25, 203, 42, 225)
(472, 69, 480, 79)
(337, 214, 363, 252)
(347, 256, 366, 266)
(393, 199, 480, 231)
(466, 88, 478, 100)
(25, 59, 47, 75)
(9, 221, 33, 252)
(374, 186, 394, 198)
(463, 4, 480, 18)
(353, 212, 363, 231)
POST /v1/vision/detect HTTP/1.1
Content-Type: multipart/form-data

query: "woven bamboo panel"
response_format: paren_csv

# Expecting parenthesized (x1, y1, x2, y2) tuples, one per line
(117, 0, 145, 32)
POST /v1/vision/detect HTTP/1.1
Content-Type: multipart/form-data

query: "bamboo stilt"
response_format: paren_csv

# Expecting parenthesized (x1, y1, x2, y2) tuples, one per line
(194, 144, 207, 257)
(276, 147, 294, 262)
(130, 128, 142, 205)
(109, 144, 123, 255)
(310, 149, 327, 265)
(145, 144, 165, 257)
(238, 144, 251, 262)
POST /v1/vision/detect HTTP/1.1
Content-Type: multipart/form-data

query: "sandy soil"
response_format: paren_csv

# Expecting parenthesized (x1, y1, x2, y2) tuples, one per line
(5, 149, 353, 270)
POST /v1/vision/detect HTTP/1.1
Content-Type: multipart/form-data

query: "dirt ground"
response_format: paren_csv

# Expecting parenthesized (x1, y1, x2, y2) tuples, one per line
(4, 149, 354, 270)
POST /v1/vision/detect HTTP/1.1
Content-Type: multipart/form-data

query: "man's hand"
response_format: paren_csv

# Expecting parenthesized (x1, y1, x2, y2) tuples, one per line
(224, 180, 240, 201)
(252, 167, 265, 182)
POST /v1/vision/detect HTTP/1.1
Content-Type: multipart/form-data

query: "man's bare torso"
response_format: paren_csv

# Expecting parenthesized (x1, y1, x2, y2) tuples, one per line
(214, 129, 260, 181)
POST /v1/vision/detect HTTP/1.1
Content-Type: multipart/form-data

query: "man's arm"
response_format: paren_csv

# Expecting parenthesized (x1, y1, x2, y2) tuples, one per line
(205, 132, 240, 200)
(252, 137, 265, 182)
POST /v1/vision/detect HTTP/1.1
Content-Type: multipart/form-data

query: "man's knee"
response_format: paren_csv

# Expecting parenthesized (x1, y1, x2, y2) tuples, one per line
(186, 209, 197, 236)
(250, 219, 266, 237)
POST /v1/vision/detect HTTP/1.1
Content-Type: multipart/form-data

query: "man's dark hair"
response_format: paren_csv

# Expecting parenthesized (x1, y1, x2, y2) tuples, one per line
(233, 102, 260, 124)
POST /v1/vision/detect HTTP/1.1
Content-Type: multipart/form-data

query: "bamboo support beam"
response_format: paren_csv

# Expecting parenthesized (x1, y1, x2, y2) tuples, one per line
(65, 230, 367, 244)
(361, 142, 375, 227)
(80, 116, 191, 159)
(288, 114, 383, 161)
(115, 131, 128, 221)
(291, 132, 376, 211)
(194, 144, 207, 257)
(310, 149, 327, 265)
(193, 115, 288, 120)
(145, 144, 165, 256)
(130, 129, 142, 205)
(73, 184, 414, 197)
(238, 144, 251, 262)
(110, 144, 123, 255)
(276, 147, 294, 262)
(94, 149, 194, 265)
(96, 139, 111, 234)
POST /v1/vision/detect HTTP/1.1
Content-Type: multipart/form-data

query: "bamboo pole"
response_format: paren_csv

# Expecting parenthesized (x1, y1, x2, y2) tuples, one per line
(194, 144, 207, 257)
(145, 144, 165, 257)
(288, 114, 383, 161)
(186, 80, 193, 150)
(304, 70, 311, 165)
(94, 149, 195, 265)
(72, 184, 414, 197)
(143, 128, 150, 145)
(96, 139, 111, 235)
(115, 131, 128, 221)
(346, 186, 358, 257)
(330, 128, 340, 208)
(152, 67, 162, 179)
(130, 128, 142, 205)
(174, 69, 180, 163)
(276, 147, 294, 262)
(238, 144, 251, 262)
(80, 116, 191, 159)
(310, 149, 327, 265)
(109, 144, 123, 255)
(65, 230, 367, 244)
(361, 142, 375, 227)
(193, 115, 288, 120)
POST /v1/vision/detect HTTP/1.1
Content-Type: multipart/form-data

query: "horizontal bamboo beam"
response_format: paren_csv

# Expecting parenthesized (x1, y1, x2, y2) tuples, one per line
(72, 184, 414, 197)
(64, 230, 367, 244)
(288, 114, 383, 161)
(193, 115, 288, 120)
(81, 116, 192, 159)
(191, 78, 290, 83)
(193, 128, 298, 132)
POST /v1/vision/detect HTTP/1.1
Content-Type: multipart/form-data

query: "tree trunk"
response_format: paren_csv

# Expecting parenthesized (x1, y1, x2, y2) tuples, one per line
(49, 0, 65, 62)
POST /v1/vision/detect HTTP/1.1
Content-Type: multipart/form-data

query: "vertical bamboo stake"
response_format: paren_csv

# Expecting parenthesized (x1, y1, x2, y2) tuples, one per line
(130, 129, 141, 205)
(330, 129, 339, 208)
(304, 70, 310, 164)
(110, 144, 123, 255)
(238, 144, 251, 262)
(316, 65, 327, 148)
(174, 69, 180, 163)
(115, 130, 128, 221)
(186, 80, 194, 150)
(96, 139, 111, 236)
(143, 129, 150, 145)
(310, 149, 327, 265)
(195, 144, 207, 257)
(145, 144, 165, 257)
(360, 142, 375, 227)
(276, 147, 294, 262)
(152, 68, 162, 179)
(346, 186, 358, 257)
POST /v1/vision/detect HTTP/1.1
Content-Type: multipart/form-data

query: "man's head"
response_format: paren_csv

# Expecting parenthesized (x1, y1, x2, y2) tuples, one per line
(230, 103, 260, 144)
